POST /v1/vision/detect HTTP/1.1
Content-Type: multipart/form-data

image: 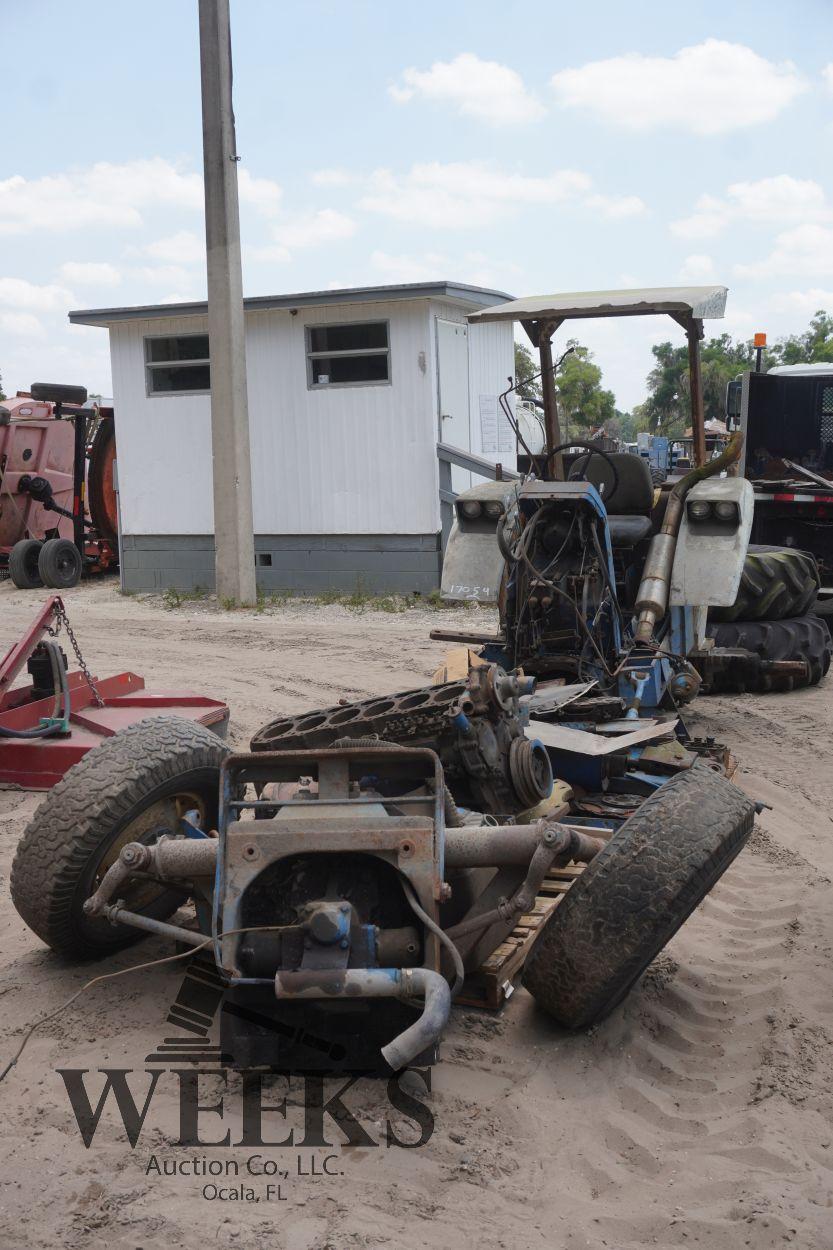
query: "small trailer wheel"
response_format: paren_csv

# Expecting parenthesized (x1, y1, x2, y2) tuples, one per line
(523, 762, 755, 1029)
(38, 537, 83, 589)
(11, 717, 229, 958)
(9, 539, 44, 589)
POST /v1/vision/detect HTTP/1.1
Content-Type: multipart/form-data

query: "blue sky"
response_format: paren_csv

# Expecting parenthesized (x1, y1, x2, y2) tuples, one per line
(3, 0, 833, 407)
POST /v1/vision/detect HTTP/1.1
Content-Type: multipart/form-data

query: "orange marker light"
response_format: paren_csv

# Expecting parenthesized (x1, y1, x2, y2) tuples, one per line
(754, 332, 767, 347)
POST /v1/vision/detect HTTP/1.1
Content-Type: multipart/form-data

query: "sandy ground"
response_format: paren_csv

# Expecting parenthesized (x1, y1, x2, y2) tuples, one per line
(1, 578, 832, 1250)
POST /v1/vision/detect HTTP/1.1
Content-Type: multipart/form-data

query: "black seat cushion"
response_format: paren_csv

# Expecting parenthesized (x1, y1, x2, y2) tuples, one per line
(569, 452, 655, 514)
(607, 514, 653, 546)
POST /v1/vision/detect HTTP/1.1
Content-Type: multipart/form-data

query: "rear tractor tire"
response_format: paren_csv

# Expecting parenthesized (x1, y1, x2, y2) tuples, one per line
(9, 539, 44, 589)
(523, 762, 755, 1029)
(703, 613, 831, 694)
(710, 544, 819, 623)
(10, 716, 229, 959)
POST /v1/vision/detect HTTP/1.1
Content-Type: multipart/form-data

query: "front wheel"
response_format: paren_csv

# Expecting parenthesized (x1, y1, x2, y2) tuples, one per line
(523, 763, 755, 1029)
(10, 717, 229, 959)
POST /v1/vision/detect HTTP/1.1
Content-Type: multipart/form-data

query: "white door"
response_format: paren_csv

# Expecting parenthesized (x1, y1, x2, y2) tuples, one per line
(436, 318, 471, 493)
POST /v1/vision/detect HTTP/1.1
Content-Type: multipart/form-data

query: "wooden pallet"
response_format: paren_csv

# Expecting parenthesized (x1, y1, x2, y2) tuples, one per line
(456, 863, 588, 1010)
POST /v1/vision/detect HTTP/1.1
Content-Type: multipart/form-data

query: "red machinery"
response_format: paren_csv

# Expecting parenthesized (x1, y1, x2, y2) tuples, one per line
(0, 596, 229, 789)
(0, 383, 118, 588)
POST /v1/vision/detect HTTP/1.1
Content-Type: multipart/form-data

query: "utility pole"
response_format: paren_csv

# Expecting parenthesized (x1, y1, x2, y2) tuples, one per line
(198, 0, 256, 605)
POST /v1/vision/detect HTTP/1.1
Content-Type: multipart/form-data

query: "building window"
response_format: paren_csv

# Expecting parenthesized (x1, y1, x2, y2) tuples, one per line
(306, 321, 390, 388)
(145, 334, 210, 395)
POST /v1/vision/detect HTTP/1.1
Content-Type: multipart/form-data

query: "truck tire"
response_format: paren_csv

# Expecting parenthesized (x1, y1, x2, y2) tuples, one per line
(10, 717, 228, 959)
(9, 539, 44, 588)
(710, 544, 819, 622)
(523, 762, 754, 1029)
(38, 537, 83, 589)
(702, 614, 832, 694)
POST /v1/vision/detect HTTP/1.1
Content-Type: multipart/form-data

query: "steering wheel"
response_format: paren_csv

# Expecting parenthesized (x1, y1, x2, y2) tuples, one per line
(547, 440, 620, 504)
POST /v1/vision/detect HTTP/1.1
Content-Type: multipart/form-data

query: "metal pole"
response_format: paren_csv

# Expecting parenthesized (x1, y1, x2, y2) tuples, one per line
(687, 320, 707, 468)
(198, 0, 257, 606)
(539, 324, 564, 479)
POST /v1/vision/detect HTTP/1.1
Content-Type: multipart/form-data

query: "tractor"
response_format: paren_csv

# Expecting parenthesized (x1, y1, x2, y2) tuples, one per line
(6, 290, 784, 1077)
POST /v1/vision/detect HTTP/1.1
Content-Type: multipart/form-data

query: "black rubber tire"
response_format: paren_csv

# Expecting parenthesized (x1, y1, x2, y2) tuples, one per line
(9, 539, 44, 589)
(710, 544, 820, 623)
(811, 595, 833, 639)
(38, 537, 83, 589)
(522, 762, 755, 1029)
(649, 465, 666, 487)
(10, 717, 229, 959)
(702, 613, 832, 694)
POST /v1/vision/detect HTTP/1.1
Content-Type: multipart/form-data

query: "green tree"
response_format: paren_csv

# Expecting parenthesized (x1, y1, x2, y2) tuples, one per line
(771, 310, 833, 365)
(514, 341, 541, 401)
(617, 407, 652, 441)
(0, 370, 5, 402)
(642, 333, 767, 435)
(555, 339, 616, 437)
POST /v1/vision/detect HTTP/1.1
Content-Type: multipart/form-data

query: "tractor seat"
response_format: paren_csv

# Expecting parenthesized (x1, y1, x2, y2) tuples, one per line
(569, 452, 655, 546)
(606, 514, 653, 545)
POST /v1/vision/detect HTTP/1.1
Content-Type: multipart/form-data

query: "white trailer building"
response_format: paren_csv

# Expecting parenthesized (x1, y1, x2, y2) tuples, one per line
(69, 281, 515, 594)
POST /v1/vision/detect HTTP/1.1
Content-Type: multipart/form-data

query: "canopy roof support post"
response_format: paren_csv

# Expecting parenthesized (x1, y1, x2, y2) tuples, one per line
(534, 318, 564, 480)
(686, 317, 706, 468)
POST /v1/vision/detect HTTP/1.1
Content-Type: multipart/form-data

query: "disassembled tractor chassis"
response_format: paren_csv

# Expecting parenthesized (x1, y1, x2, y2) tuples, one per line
(81, 744, 604, 1071)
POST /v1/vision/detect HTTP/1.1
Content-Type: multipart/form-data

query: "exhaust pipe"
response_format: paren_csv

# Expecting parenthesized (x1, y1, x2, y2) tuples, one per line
(274, 966, 451, 1071)
(634, 432, 743, 642)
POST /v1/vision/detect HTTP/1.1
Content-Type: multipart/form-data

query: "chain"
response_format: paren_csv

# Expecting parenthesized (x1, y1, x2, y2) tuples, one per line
(49, 601, 105, 707)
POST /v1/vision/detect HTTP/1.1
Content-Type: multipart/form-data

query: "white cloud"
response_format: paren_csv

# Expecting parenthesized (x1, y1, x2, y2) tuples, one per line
(0, 277, 75, 311)
(823, 64, 833, 92)
(770, 287, 833, 314)
(360, 161, 593, 228)
(671, 175, 830, 239)
(0, 158, 281, 236)
(244, 243, 291, 265)
(311, 168, 355, 188)
(142, 230, 205, 265)
(129, 264, 196, 289)
(370, 250, 447, 284)
(237, 168, 283, 216)
(0, 311, 44, 338)
(551, 40, 805, 134)
(370, 249, 520, 289)
(679, 254, 716, 281)
(390, 52, 544, 125)
(584, 193, 646, 219)
(270, 209, 357, 249)
(245, 211, 356, 265)
(59, 261, 121, 288)
(734, 223, 833, 278)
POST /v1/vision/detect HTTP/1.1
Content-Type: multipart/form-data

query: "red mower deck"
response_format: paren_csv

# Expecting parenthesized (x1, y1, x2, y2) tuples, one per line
(0, 596, 229, 790)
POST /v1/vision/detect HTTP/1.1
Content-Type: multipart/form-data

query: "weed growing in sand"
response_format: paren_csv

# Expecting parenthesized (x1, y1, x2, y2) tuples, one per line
(161, 586, 208, 610)
(306, 585, 463, 615)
